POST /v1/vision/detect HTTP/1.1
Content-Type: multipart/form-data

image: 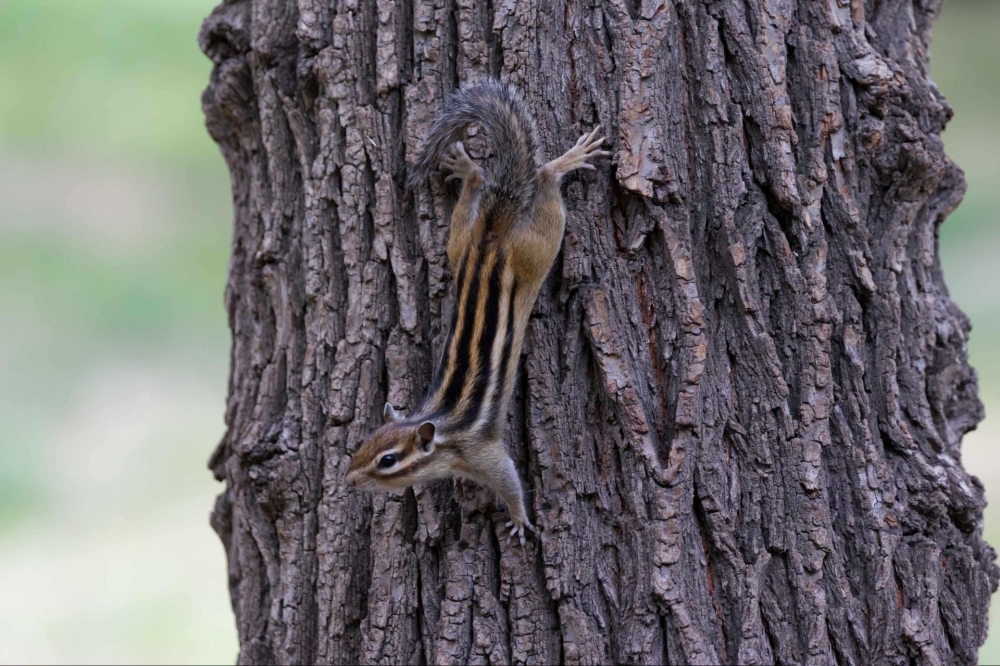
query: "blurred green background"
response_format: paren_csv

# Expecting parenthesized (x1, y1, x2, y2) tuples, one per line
(0, 0, 996, 663)
(0, 0, 235, 662)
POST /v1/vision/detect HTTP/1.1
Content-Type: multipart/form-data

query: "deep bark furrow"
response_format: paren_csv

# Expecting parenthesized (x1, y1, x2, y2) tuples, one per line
(201, 0, 996, 663)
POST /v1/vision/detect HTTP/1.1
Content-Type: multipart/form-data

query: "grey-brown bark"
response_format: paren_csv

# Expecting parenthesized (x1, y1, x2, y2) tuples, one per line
(200, 0, 996, 664)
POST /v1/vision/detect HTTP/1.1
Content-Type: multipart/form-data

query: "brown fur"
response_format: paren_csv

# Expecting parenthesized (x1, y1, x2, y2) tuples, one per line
(348, 80, 609, 545)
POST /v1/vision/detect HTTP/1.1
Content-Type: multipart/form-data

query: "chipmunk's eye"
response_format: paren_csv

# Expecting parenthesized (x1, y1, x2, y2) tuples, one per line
(376, 453, 398, 470)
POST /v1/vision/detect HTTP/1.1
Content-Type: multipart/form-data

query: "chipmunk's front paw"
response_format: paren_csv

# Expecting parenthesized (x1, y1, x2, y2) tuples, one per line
(504, 519, 536, 548)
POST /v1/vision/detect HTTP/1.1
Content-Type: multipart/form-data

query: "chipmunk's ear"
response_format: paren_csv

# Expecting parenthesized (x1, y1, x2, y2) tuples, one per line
(417, 421, 436, 453)
(384, 403, 400, 423)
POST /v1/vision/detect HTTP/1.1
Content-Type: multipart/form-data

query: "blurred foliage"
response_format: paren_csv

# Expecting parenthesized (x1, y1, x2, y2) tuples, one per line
(0, 0, 996, 663)
(933, 2, 1000, 662)
(934, 0, 1000, 391)
(0, 0, 235, 662)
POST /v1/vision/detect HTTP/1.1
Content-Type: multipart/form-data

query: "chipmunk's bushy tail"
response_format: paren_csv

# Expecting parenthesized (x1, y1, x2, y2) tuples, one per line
(410, 79, 539, 213)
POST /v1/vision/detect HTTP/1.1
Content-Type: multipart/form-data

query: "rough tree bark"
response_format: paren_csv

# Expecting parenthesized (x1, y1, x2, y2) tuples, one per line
(200, 0, 996, 663)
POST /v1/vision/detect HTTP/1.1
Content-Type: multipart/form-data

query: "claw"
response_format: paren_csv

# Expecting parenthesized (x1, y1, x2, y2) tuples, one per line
(576, 127, 598, 147)
(505, 520, 530, 547)
(439, 141, 482, 183)
(547, 126, 612, 177)
(504, 519, 536, 547)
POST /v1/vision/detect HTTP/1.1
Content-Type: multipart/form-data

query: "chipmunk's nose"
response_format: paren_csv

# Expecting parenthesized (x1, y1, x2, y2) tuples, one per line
(345, 471, 358, 487)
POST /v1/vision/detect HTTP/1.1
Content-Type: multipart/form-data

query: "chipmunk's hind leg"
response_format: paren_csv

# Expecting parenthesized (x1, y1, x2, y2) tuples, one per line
(441, 141, 485, 273)
(544, 126, 611, 179)
(508, 128, 609, 283)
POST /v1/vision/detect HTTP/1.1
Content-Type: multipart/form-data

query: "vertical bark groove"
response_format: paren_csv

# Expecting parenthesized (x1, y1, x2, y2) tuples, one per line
(201, 0, 996, 663)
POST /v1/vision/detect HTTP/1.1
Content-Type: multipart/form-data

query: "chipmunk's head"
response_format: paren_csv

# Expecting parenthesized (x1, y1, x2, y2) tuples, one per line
(346, 404, 455, 491)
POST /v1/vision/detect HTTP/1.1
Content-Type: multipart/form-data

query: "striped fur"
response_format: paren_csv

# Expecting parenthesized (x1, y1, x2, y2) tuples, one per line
(424, 236, 522, 440)
(348, 79, 609, 542)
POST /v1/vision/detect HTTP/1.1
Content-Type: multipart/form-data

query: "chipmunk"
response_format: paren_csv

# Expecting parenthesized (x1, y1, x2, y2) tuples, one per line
(345, 79, 609, 545)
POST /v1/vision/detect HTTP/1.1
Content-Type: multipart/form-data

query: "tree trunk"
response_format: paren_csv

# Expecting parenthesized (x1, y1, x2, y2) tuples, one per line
(199, 0, 996, 663)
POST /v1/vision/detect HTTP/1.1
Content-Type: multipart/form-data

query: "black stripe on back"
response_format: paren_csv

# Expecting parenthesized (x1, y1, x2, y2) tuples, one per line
(438, 253, 482, 412)
(425, 257, 467, 403)
(490, 278, 518, 427)
(452, 252, 505, 430)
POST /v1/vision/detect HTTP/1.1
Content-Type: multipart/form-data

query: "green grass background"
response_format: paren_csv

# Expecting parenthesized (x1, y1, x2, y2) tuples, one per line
(0, 0, 996, 662)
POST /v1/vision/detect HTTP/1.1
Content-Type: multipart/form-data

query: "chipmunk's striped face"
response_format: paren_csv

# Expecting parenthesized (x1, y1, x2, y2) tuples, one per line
(346, 404, 453, 491)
